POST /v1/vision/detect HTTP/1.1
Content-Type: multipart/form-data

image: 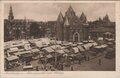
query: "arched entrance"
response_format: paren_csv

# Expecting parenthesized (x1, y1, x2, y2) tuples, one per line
(73, 32, 80, 42)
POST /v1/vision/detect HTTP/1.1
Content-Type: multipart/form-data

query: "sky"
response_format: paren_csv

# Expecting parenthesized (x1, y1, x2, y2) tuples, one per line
(4, 3, 115, 22)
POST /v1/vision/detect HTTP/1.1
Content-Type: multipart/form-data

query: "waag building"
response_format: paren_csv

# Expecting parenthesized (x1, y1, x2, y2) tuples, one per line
(4, 5, 115, 42)
(55, 5, 115, 42)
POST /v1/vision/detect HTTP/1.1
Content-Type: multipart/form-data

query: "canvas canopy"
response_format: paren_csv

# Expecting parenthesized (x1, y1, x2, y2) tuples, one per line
(77, 42, 83, 45)
(42, 47, 54, 53)
(63, 49, 70, 53)
(24, 43, 32, 50)
(56, 49, 65, 54)
(6, 55, 19, 61)
(9, 47, 19, 53)
(77, 46, 85, 52)
(72, 47, 79, 53)
(82, 44, 90, 50)
(31, 48, 40, 53)
(46, 54, 53, 58)
(35, 42, 43, 48)
(50, 45, 62, 50)
(14, 51, 31, 56)
(104, 32, 112, 35)
(94, 44, 108, 49)
(56, 41, 62, 44)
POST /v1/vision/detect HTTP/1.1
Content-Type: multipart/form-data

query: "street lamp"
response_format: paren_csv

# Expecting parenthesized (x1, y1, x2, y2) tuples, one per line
(39, 26, 42, 38)
(54, 37, 57, 67)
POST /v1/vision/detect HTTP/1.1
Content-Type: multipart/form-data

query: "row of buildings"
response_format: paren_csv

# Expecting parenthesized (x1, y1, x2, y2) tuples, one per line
(4, 5, 115, 42)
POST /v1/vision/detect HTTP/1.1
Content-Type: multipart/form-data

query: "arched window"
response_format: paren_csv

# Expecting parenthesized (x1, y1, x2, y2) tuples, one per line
(73, 32, 80, 42)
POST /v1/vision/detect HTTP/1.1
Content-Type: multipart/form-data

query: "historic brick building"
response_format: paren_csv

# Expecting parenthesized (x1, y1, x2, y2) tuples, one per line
(4, 6, 31, 41)
(4, 5, 115, 42)
(89, 15, 115, 40)
(56, 5, 115, 42)
(56, 5, 89, 42)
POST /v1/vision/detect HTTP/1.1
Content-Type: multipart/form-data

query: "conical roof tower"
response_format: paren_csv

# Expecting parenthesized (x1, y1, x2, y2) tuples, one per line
(8, 5, 14, 21)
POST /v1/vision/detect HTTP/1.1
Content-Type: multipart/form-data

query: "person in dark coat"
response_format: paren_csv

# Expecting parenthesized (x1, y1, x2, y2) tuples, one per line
(36, 66, 39, 71)
(71, 65, 74, 71)
(99, 59, 102, 65)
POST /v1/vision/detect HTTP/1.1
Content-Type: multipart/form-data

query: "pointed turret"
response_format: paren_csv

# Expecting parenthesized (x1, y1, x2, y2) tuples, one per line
(57, 12, 64, 22)
(8, 5, 14, 21)
(64, 17, 70, 26)
(80, 12, 87, 23)
(99, 17, 102, 21)
(65, 5, 76, 18)
(103, 14, 110, 22)
(67, 5, 74, 13)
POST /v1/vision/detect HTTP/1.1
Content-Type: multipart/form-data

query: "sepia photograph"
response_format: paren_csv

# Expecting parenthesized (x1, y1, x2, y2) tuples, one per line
(3, 2, 115, 71)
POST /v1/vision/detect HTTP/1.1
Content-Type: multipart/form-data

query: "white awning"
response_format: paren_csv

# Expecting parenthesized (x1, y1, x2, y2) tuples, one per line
(42, 47, 54, 53)
(9, 47, 19, 52)
(92, 42, 98, 46)
(104, 32, 112, 35)
(88, 40, 94, 43)
(77, 42, 83, 45)
(35, 41, 42, 47)
(24, 43, 32, 50)
(31, 48, 40, 53)
(56, 50, 65, 54)
(82, 44, 90, 50)
(14, 51, 31, 55)
(72, 47, 79, 53)
(46, 54, 53, 58)
(63, 49, 70, 53)
(6, 55, 19, 61)
(50, 45, 62, 50)
(23, 65, 33, 69)
(56, 41, 62, 44)
(77, 46, 85, 51)
(94, 44, 108, 49)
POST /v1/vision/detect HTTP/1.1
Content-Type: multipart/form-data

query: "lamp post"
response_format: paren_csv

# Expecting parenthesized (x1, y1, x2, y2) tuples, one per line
(54, 37, 57, 67)
(39, 26, 41, 38)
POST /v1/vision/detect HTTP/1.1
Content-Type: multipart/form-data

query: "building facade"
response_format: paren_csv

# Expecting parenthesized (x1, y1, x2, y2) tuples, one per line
(55, 5, 115, 42)
(4, 6, 31, 41)
(89, 15, 115, 40)
(4, 5, 115, 42)
(56, 6, 89, 42)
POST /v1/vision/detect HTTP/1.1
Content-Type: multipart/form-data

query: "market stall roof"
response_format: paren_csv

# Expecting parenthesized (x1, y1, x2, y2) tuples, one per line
(6, 55, 19, 61)
(61, 46, 66, 49)
(104, 32, 112, 34)
(72, 47, 79, 53)
(63, 49, 70, 53)
(56, 49, 65, 54)
(106, 38, 114, 41)
(88, 40, 94, 43)
(92, 42, 98, 46)
(82, 44, 90, 50)
(94, 44, 108, 49)
(23, 65, 33, 69)
(31, 48, 40, 53)
(77, 42, 83, 45)
(82, 40, 89, 43)
(77, 46, 85, 52)
(56, 41, 62, 44)
(50, 45, 62, 50)
(46, 54, 53, 58)
(8, 47, 19, 53)
(70, 44, 77, 47)
(14, 51, 31, 55)
(101, 44, 108, 48)
(35, 42, 43, 48)
(24, 43, 32, 50)
(42, 47, 54, 53)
